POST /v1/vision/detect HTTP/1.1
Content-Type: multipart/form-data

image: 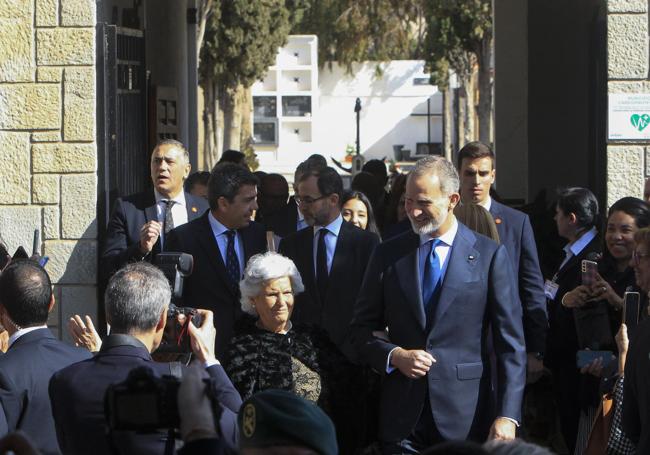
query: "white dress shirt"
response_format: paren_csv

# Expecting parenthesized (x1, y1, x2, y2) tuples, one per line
(208, 212, 245, 277)
(154, 190, 188, 248)
(417, 217, 458, 289)
(477, 196, 492, 212)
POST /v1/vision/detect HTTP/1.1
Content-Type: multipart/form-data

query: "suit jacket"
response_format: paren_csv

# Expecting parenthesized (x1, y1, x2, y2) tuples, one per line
(350, 223, 526, 442)
(489, 200, 548, 353)
(623, 318, 650, 452)
(278, 221, 379, 357)
(263, 197, 299, 238)
(101, 190, 209, 280)
(0, 329, 90, 454)
(545, 233, 602, 367)
(165, 213, 267, 358)
(48, 334, 242, 455)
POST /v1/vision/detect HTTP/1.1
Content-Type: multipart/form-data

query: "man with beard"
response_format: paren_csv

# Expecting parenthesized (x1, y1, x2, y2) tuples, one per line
(350, 156, 526, 453)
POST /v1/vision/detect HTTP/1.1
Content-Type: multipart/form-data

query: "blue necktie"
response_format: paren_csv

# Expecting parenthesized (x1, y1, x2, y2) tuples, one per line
(422, 239, 442, 315)
(225, 230, 240, 289)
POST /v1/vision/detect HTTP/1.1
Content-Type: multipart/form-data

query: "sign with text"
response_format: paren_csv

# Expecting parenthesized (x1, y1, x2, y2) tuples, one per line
(609, 93, 650, 140)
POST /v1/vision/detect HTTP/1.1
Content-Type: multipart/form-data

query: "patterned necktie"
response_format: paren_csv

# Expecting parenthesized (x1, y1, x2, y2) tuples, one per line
(162, 200, 176, 235)
(225, 230, 241, 287)
(316, 228, 329, 302)
(422, 239, 442, 317)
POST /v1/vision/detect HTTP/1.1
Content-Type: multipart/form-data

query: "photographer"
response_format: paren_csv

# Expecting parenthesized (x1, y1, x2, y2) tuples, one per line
(48, 262, 241, 455)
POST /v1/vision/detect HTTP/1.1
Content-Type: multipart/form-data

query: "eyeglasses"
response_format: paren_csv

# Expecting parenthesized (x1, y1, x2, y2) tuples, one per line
(295, 195, 329, 205)
(633, 249, 650, 266)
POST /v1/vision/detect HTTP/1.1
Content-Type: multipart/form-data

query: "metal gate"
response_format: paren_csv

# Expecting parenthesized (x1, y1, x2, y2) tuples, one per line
(97, 24, 148, 229)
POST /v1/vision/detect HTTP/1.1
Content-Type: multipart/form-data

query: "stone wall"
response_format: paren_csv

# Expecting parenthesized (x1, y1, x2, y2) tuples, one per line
(607, 0, 650, 206)
(0, 0, 97, 339)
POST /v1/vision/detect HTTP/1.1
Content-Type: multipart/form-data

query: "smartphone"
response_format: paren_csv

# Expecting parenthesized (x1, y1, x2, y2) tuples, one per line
(576, 350, 616, 369)
(581, 260, 598, 287)
(623, 291, 641, 340)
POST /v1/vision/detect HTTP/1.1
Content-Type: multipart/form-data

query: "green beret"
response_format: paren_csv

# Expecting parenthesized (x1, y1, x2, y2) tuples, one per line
(238, 389, 338, 455)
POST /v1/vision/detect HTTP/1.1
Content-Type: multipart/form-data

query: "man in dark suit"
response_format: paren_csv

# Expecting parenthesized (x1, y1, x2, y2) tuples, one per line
(544, 187, 601, 453)
(101, 139, 209, 281)
(279, 166, 379, 356)
(350, 156, 526, 453)
(166, 163, 266, 357)
(457, 141, 548, 380)
(0, 260, 91, 454)
(49, 262, 242, 455)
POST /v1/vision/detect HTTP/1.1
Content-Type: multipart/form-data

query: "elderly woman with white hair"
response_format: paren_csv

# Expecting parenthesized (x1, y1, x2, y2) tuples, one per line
(223, 251, 348, 409)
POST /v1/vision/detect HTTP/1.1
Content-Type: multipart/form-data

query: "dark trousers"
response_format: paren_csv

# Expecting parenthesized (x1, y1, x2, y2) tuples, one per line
(551, 364, 580, 453)
(381, 400, 443, 455)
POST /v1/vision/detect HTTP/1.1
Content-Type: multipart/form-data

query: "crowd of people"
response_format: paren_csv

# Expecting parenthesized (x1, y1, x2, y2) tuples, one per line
(0, 139, 649, 455)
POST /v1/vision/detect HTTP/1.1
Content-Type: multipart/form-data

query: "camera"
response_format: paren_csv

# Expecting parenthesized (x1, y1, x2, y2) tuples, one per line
(154, 252, 202, 362)
(104, 366, 222, 432)
(153, 304, 204, 363)
(105, 366, 181, 431)
(155, 252, 193, 301)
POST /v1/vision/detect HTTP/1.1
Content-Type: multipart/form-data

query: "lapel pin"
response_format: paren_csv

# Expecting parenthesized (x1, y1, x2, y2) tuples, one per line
(468, 255, 475, 260)
(495, 218, 502, 224)
(191, 206, 198, 213)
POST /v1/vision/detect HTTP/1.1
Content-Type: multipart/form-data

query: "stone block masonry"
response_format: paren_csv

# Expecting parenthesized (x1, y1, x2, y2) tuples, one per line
(607, 3, 650, 205)
(0, 0, 98, 339)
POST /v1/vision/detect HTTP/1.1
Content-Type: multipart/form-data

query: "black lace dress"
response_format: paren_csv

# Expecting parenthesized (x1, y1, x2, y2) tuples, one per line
(223, 315, 352, 414)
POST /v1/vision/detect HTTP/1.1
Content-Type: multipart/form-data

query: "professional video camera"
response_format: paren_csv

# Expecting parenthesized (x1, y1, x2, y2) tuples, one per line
(154, 253, 202, 363)
(104, 366, 221, 443)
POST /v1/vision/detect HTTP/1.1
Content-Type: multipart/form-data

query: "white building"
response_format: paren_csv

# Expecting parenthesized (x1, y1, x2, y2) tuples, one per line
(252, 35, 443, 180)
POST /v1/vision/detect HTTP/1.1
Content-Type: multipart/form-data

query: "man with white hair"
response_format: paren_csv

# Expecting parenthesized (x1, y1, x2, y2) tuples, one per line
(350, 156, 526, 453)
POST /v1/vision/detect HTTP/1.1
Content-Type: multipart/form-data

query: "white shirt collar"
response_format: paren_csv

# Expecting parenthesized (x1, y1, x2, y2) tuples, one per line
(208, 211, 232, 236)
(8, 325, 48, 349)
(418, 216, 459, 247)
(154, 189, 186, 207)
(314, 214, 344, 237)
(565, 226, 597, 257)
(477, 196, 492, 212)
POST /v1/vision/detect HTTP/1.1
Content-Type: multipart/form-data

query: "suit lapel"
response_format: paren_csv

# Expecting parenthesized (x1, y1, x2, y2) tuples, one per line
(395, 233, 426, 330)
(297, 227, 318, 302)
(326, 222, 353, 304)
(432, 225, 479, 329)
(195, 214, 234, 296)
(240, 224, 259, 265)
(489, 201, 506, 240)
(185, 193, 203, 221)
(143, 194, 161, 256)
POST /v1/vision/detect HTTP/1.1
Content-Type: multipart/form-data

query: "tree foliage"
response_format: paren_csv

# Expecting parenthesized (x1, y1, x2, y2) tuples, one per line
(293, 0, 422, 72)
(199, 0, 293, 89)
(423, 0, 492, 88)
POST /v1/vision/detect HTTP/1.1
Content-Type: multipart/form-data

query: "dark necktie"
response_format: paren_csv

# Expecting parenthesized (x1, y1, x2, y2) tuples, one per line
(422, 239, 442, 319)
(316, 228, 329, 302)
(225, 230, 241, 287)
(162, 200, 176, 235)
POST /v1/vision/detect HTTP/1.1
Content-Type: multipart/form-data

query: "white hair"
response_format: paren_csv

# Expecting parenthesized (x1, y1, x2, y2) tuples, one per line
(239, 252, 305, 316)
